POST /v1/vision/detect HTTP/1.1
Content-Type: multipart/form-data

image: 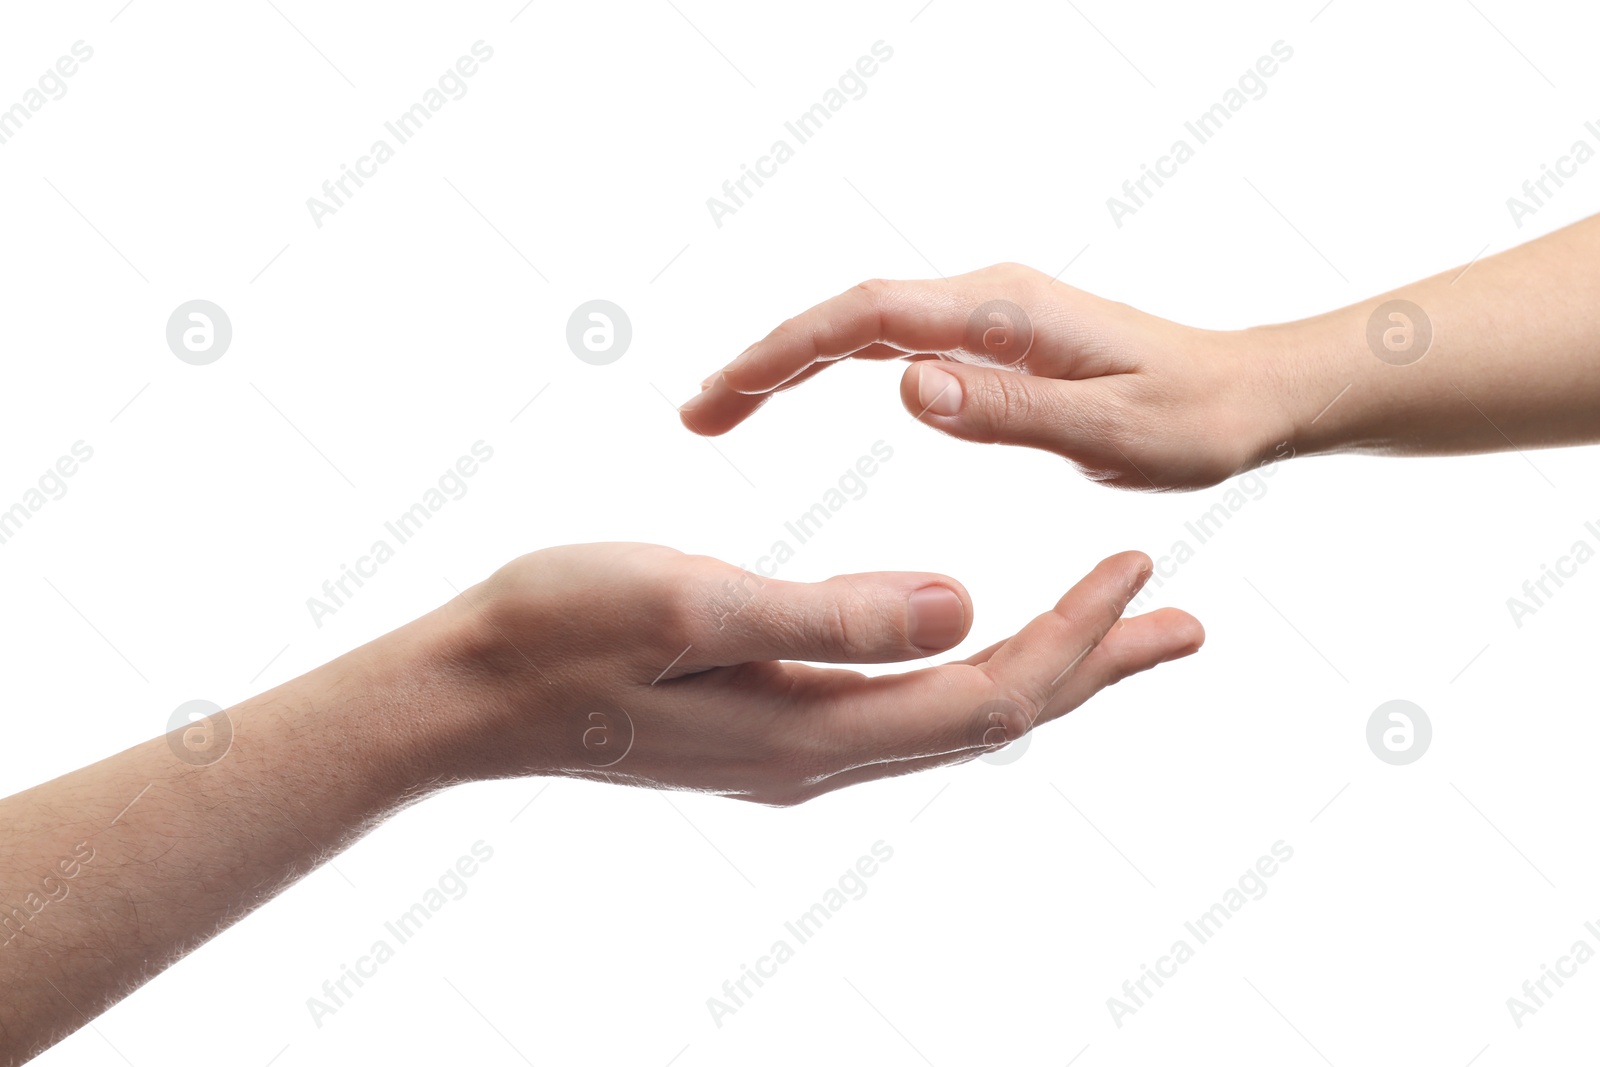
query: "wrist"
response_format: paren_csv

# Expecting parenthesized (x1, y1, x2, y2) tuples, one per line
(1190, 325, 1305, 476)
(290, 591, 515, 802)
(1231, 311, 1363, 463)
(404, 575, 584, 784)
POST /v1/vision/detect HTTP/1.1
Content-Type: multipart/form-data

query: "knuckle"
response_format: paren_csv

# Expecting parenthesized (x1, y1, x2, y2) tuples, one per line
(750, 746, 829, 807)
(997, 375, 1034, 423)
(656, 591, 699, 644)
(852, 277, 892, 301)
(846, 281, 888, 344)
(816, 589, 872, 659)
(693, 557, 770, 640)
(654, 558, 724, 640)
(976, 695, 1035, 750)
(769, 314, 809, 350)
(969, 374, 1035, 441)
(987, 261, 1043, 287)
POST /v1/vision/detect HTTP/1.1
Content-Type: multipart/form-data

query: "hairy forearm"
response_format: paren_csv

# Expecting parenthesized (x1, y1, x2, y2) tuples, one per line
(1250, 213, 1600, 460)
(0, 541, 1200, 1059)
(0, 601, 478, 1062)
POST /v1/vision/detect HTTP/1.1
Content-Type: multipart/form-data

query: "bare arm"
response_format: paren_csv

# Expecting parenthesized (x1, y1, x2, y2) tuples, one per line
(1273, 214, 1600, 459)
(0, 599, 464, 1061)
(0, 543, 1200, 1061)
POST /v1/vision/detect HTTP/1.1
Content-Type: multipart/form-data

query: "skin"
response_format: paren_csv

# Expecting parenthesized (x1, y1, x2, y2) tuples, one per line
(0, 543, 1201, 1062)
(25, 197, 1588, 1066)
(681, 213, 1600, 488)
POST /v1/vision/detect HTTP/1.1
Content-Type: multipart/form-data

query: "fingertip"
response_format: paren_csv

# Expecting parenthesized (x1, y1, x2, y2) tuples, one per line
(1161, 608, 1206, 659)
(1117, 548, 1154, 575)
(904, 361, 963, 419)
(677, 403, 722, 436)
(1070, 551, 1153, 606)
(1123, 606, 1205, 661)
(1131, 551, 1155, 590)
(678, 380, 766, 436)
(1098, 549, 1153, 598)
(939, 574, 975, 630)
(907, 580, 970, 652)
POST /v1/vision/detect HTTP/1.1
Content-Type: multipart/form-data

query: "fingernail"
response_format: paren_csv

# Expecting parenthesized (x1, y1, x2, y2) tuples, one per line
(679, 389, 708, 415)
(700, 373, 718, 391)
(917, 365, 963, 417)
(908, 585, 965, 650)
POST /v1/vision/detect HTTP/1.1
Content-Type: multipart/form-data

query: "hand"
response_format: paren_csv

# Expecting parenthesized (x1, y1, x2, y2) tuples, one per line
(0, 540, 1200, 1053)
(445, 543, 1203, 804)
(679, 263, 1296, 491)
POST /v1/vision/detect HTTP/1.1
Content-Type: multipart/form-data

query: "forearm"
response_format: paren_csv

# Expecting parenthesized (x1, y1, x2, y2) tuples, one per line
(0, 600, 479, 1062)
(0, 541, 1203, 1060)
(1251, 213, 1600, 459)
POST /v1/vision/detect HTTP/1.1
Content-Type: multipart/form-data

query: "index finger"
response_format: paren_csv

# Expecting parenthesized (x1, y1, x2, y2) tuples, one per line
(808, 551, 1156, 766)
(720, 277, 970, 396)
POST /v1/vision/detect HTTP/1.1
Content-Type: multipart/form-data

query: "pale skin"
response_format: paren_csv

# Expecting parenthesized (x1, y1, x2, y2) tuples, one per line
(0, 544, 1200, 1062)
(681, 214, 1600, 485)
(15, 216, 1596, 1065)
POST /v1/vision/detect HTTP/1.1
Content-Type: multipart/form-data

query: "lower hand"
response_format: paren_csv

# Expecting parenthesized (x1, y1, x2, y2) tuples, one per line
(432, 543, 1203, 804)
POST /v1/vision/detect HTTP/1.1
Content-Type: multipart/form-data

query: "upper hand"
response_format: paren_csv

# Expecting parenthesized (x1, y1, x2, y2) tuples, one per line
(679, 263, 1294, 491)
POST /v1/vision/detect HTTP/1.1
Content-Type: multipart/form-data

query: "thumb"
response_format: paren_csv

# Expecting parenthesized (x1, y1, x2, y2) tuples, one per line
(901, 360, 1113, 456)
(694, 571, 974, 666)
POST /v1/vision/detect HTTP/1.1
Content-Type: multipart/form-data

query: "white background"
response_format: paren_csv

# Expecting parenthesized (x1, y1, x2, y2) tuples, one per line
(3, 1, 1598, 1063)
